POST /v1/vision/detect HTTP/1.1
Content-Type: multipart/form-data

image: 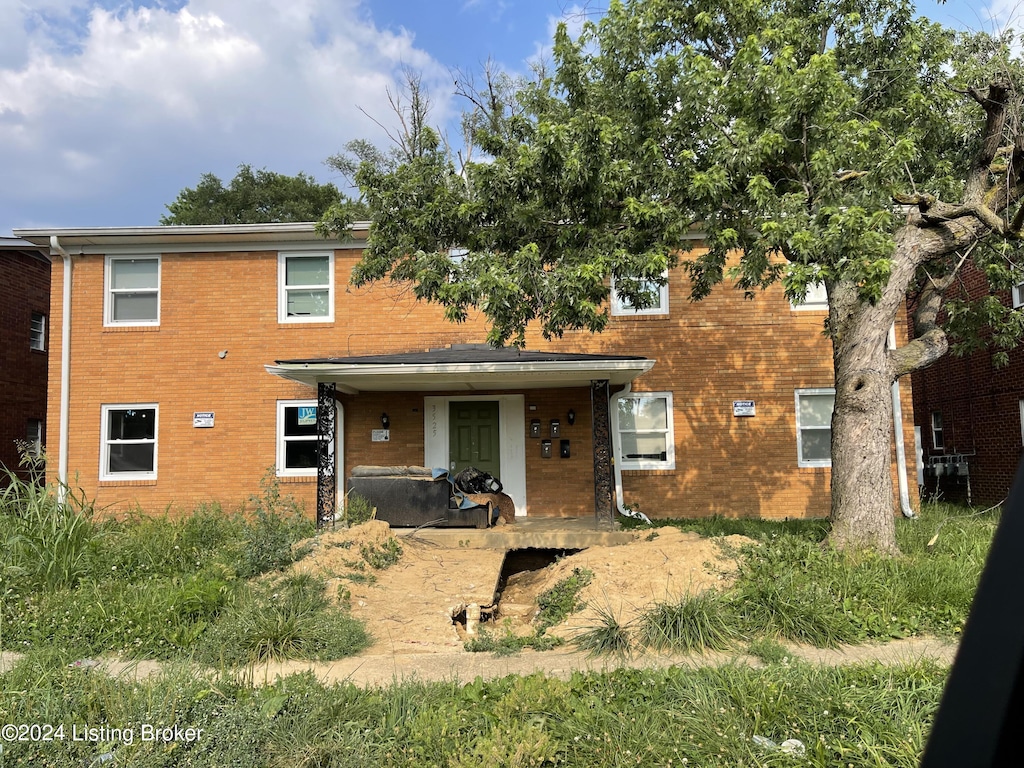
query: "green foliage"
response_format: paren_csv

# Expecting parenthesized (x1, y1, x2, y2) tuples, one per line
(360, 538, 403, 569)
(342, 492, 376, 527)
(0, 650, 947, 767)
(0, 467, 100, 592)
(196, 573, 370, 665)
(161, 163, 356, 225)
(535, 566, 593, 631)
(236, 470, 315, 579)
(463, 624, 563, 655)
(640, 591, 739, 652)
(747, 637, 793, 665)
(573, 604, 634, 658)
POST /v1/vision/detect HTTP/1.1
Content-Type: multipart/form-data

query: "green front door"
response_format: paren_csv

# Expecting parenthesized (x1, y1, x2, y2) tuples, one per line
(449, 401, 501, 479)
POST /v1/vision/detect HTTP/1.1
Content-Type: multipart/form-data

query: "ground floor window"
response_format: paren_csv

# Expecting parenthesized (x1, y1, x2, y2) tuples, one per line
(615, 392, 675, 470)
(277, 400, 319, 476)
(795, 389, 834, 467)
(101, 404, 158, 480)
(26, 418, 43, 456)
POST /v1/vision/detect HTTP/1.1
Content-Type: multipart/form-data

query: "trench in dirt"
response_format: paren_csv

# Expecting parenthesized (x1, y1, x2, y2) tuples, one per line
(451, 548, 583, 631)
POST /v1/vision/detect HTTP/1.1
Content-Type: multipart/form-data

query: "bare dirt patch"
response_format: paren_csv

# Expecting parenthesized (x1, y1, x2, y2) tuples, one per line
(290, 522, 753, 652)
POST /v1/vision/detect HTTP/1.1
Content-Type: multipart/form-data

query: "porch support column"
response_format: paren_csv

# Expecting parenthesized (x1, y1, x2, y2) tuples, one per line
(591, 379, 614, 527)
(316, 382, 337, 529)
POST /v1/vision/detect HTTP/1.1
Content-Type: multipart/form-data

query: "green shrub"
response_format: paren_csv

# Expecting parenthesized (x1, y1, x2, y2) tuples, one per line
(640, 591, 738, 652)
(535, 567, 593, 631)
(573, 605, 633, 658)
(197, 573, 370, 665)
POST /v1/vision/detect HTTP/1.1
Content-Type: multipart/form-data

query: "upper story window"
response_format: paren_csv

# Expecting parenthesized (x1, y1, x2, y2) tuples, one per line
(30, 312, 46, 350)
(279, 252, 334, 323)
(615, 392, 675, 470)
(611, 272, 670, 316)
(101, 404, 158, 480)
(795, 388, 834, 467)
(790, 281, 828, 311)
(106, 256, 160, 326)
(1012, 282, 1024, 309)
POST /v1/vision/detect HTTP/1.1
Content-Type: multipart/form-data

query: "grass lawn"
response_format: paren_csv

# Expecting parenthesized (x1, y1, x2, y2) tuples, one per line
(0, 467, 999, 766)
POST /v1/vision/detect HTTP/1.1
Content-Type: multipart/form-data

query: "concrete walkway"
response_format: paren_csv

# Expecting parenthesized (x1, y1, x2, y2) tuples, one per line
(0, 636, 958, 689)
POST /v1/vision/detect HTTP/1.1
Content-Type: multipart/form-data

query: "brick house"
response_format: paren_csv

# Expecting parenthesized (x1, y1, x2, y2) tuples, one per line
(911, 263, 1024, 506)
(0, 238, 51, 481)
(13, 223, 917, 522)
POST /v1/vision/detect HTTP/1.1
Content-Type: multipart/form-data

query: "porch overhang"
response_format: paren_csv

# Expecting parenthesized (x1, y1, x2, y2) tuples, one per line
(265, 348, 654, 393)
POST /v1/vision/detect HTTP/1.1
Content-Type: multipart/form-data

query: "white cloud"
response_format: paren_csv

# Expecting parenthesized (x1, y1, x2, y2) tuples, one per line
(0, 0, 455, 230)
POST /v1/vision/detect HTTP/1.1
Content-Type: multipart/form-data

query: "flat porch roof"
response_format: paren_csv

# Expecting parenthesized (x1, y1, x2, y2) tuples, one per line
(265, 346, 654, 392)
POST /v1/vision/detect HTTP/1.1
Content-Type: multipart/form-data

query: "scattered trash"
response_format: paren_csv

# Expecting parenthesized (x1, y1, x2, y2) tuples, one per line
(88, 752, 114, 766)
(752, 735, 806, 756)
(751, 735, 778, 750)
(780, 739, 806, 756)
(69, 658, 100, 669)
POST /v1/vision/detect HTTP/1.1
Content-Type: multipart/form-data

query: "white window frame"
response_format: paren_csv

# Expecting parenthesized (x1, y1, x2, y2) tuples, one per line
(795, 388, 835, 468)
(614, 391, 676, 470)
(26, 418, 43, 457)
(30, 311, 46, 351)
(104, 256, 161, 327)
(278, 251, 334, 323)
(931, 411, 944, 450)
(790, 281, 828, 311)
(277, 399, 320, 477)
(611, 272, 670, 316)
(100, 404, 158, 481)
(1013, 282, 1024, 309)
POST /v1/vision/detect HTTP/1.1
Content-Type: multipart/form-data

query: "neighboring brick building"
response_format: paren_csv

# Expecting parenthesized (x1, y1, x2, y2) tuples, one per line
(0, 238, 50, 481)
(911, 263, 1024, 506)
(14, 223, 917, 521)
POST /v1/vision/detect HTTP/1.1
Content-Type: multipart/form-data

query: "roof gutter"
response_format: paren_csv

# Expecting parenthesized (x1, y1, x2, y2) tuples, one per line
(50, 235, 72, 504)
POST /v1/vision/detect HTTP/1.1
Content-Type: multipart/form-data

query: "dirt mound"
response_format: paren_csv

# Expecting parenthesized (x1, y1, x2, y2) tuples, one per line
(500, 528, 754, 637)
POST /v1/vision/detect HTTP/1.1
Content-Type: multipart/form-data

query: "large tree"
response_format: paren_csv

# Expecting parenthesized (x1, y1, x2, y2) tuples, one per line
(162, 164, 364, 225)
(327, 0, 1024, 553)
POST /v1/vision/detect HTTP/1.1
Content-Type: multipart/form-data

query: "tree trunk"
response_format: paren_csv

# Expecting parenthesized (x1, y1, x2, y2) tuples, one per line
(827, 311, 899, 554)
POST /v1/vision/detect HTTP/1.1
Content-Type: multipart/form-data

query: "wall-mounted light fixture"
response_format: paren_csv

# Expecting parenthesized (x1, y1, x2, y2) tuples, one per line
(567, 408, 576, 426)
(381, 413, 390, 429)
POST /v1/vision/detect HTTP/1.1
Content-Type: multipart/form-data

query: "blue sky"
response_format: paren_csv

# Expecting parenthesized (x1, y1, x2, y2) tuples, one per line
(0, 0, 1014, 235)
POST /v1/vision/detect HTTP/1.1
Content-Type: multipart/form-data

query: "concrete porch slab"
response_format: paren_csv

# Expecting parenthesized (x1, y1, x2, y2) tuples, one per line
(392, 516, 637, 550)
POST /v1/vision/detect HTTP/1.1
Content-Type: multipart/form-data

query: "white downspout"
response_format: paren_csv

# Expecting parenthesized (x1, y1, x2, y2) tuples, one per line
(889, 325, 916, 518)
(609, 382, 652, 524)
(50, 235, 72, 504)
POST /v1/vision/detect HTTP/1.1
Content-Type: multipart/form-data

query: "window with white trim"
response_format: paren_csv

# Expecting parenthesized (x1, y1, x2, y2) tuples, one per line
(277, 400, 319, 476)
(1013, 282, 1024, 309)
(26, 418, 43, 457)
(790, 281, 828, 311)
(795, 389, 834, 467)
(611, 272, 670, 316)
(30, 312, 46, 350)
(279, 252, 334, 322)
(101, 405, 158, 480)
(931, 411, 944, 450)
(615, 392, 675, 469)
(105, 257, 160, 325)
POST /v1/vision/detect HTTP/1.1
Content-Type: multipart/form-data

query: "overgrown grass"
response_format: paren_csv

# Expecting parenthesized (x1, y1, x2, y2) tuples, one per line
(582, 502, 997, 654)
(0, 648, 947, 767)
(0, 470, 367, 663)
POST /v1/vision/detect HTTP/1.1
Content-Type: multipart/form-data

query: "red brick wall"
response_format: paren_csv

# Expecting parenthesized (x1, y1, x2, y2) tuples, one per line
(48, 240, 916, 519)
(911, 263, 1024, 505)
(0, 250, 50, 481)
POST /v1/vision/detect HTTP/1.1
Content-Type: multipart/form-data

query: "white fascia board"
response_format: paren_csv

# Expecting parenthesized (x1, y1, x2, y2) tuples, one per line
(265, 359, 655, 391)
